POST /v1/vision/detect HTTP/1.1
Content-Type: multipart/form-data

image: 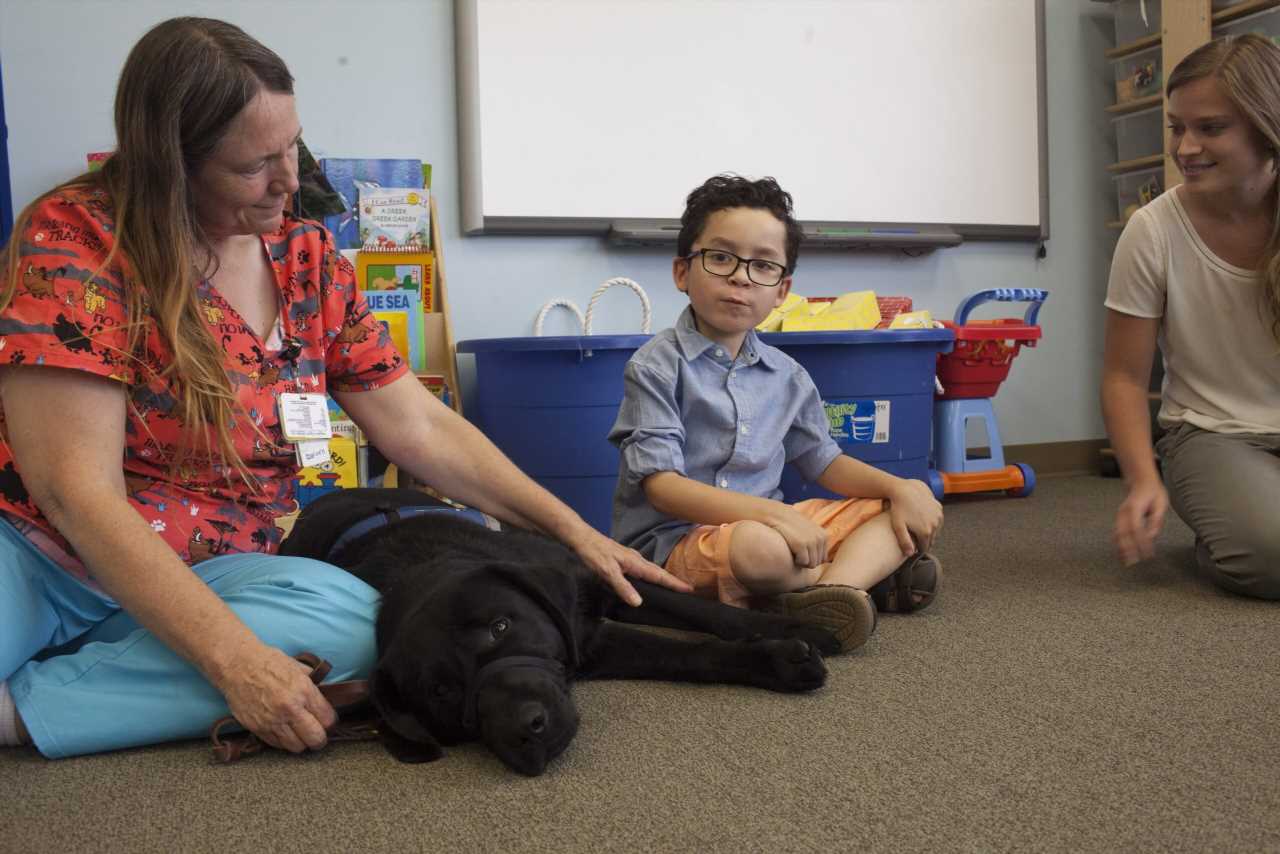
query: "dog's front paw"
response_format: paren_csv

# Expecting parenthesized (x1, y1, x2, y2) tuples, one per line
(781, 621, 841, 657)
(759, 638, 827, 692)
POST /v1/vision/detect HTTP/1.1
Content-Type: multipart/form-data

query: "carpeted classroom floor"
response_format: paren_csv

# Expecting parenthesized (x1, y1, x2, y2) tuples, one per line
(1, 474, 1276, 853)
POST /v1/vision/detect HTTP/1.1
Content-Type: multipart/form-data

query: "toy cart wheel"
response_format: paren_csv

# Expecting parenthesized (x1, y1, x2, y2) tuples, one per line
(927, 469, 945, 500)
(1007, 463, 1036, 497)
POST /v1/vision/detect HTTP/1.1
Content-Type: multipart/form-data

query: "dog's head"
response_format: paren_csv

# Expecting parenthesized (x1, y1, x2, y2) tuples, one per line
(370, 559, 583, 776)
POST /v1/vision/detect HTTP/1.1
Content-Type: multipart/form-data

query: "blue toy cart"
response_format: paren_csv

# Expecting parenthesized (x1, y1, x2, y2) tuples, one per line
(928, 288, 1048, 499)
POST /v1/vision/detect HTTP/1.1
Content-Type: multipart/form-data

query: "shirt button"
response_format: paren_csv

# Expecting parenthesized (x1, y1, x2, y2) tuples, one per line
(715, 348, 724, 357)
(719, 478, 728, 488)
(741, 425, 750, 435)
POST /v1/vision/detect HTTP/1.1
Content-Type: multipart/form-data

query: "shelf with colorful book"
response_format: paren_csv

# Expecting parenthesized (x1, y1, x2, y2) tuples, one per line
(350, 196, 460, 415)
(289, 153, 462, 505)
(349, 194, 463, 499)
(309, 154, 460, 414)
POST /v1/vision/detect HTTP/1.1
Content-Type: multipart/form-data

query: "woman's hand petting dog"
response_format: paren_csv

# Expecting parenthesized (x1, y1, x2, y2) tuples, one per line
(564, 527, 692, 607)
(214, 643, 337, 753)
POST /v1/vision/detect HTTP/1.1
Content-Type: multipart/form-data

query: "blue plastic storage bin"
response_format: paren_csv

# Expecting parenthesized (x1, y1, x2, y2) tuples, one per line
(457, 327, 953, 534)
(759, 328, 955, 501)
(457, 335, 650, 535)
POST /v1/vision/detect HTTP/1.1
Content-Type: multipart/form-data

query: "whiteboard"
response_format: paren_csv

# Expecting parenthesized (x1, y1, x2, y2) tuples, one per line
(457, 0, 1047, 242)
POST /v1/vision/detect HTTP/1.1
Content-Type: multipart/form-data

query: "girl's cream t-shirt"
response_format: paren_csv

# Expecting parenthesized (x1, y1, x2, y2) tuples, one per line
(1106, 186, 1280, 434)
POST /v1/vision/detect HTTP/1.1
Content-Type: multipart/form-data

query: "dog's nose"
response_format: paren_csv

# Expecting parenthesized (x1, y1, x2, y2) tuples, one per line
(520, 703, 548, 735)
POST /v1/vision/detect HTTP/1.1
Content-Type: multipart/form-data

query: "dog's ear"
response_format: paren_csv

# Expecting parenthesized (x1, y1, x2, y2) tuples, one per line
(485, 562, 581, 670)
(369, 664, 445, 764)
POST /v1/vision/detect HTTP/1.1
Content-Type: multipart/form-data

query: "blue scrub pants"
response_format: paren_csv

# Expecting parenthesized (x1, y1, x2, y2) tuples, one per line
(0, 518, 379, 758)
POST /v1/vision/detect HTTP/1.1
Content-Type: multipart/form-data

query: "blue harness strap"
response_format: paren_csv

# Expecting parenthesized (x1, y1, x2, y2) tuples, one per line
(326, 504, 494, 562)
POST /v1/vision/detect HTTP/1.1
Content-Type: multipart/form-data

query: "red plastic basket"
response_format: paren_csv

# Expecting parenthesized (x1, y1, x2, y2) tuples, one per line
(875, 296, 913, 328)
(936, 318, 1041, 399)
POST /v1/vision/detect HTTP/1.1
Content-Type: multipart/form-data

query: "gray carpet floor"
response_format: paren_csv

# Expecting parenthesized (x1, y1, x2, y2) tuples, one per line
(2, 474, 1277, 854)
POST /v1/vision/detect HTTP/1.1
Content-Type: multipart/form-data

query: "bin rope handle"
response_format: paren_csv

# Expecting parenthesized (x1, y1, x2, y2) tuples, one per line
(533, 299, 586, 336)
(584, 278, 652, 335)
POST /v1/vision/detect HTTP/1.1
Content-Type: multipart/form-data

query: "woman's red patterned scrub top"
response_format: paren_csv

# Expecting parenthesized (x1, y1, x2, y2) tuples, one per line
(0, 187, 409, 587)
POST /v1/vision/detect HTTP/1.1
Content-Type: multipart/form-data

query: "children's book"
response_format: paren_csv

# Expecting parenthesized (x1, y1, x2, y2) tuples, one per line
(293, 421, 361, 507)
(361, 286, 425, 373)
(325, 398, 367, 444)
(420, 253, 435, 313)
(358, 187, 431, 249)
(418, 373, 452, 409)
(356, 250, 435, 313)
(320, 158, 423, 250)
(86, 151, 112, 172)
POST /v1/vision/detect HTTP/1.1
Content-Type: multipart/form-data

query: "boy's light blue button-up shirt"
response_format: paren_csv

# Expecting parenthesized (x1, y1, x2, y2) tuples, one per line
(609, 306, 842, 566)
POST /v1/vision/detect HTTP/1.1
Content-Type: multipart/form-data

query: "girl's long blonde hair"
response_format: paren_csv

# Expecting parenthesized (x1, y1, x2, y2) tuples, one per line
(0, 17, 294, 483)
(1168, 33, 1280, 343)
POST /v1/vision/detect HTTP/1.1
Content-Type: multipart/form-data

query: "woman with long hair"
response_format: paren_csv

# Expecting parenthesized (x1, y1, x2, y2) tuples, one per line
(0, 17, 686, 757)
(1103, 33, 1280, 599)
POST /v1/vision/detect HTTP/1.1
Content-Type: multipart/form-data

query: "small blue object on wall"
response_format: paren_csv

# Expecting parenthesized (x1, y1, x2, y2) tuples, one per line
(0, 60, 12, 246)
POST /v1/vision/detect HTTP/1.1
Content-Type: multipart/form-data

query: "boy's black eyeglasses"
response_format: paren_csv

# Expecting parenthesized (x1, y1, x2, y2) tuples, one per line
(683, 249, 787, 287)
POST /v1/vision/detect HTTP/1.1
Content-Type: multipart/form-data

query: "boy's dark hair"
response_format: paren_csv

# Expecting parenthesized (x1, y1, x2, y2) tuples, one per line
(677, 174, 804, 275)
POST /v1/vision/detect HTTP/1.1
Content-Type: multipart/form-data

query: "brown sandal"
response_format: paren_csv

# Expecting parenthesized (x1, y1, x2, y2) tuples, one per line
(870, 552, 942, 613)
(761, 584, 878, 653)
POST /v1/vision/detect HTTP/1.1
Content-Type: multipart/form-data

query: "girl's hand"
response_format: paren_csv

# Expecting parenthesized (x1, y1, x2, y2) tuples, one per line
(1114, 479, 1168, 566)
(886, 478, 944, 555)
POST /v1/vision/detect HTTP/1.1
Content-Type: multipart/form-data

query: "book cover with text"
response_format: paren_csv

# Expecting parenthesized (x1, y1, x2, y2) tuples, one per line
(355, 250, 434, 313)
(362, 287, 425, 372)
(293, 433, 361, 507)
(358, 187, 431, 249)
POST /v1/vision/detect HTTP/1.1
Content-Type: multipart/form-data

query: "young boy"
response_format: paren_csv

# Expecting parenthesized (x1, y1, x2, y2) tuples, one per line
(609, 174, 944, 653)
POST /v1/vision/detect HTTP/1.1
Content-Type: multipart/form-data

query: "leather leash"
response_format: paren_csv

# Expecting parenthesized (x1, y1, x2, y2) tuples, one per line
(210, 652, 377, 763)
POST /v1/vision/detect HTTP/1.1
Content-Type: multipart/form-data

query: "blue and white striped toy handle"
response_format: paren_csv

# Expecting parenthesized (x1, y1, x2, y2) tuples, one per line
(953, 288, 1048, 327)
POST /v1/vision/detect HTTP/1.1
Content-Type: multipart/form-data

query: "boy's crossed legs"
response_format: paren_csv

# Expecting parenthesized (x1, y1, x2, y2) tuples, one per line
(665, 497, 940, 653)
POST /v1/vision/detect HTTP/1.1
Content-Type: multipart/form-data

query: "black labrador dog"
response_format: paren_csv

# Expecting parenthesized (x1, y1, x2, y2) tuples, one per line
(280, 488, 839, 776)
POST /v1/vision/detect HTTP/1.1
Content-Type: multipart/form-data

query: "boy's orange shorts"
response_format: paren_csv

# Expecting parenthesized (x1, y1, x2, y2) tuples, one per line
(663, 497, 885, 609)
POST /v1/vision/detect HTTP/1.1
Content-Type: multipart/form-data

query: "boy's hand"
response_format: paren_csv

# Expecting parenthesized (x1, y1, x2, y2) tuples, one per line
(886, 479, 943, 556)
(767, 506, 830, 569)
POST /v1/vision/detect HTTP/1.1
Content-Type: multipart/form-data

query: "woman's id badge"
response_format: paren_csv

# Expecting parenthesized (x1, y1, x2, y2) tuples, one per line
(279, 393, 331, 441)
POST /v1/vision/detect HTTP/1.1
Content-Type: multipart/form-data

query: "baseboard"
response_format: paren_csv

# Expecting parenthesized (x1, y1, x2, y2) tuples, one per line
(967, 439, 1109, 476)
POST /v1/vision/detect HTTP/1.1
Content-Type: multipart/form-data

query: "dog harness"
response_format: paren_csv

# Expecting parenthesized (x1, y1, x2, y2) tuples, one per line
(326, 504, 494, 563)
(461, 656, 569, 734)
